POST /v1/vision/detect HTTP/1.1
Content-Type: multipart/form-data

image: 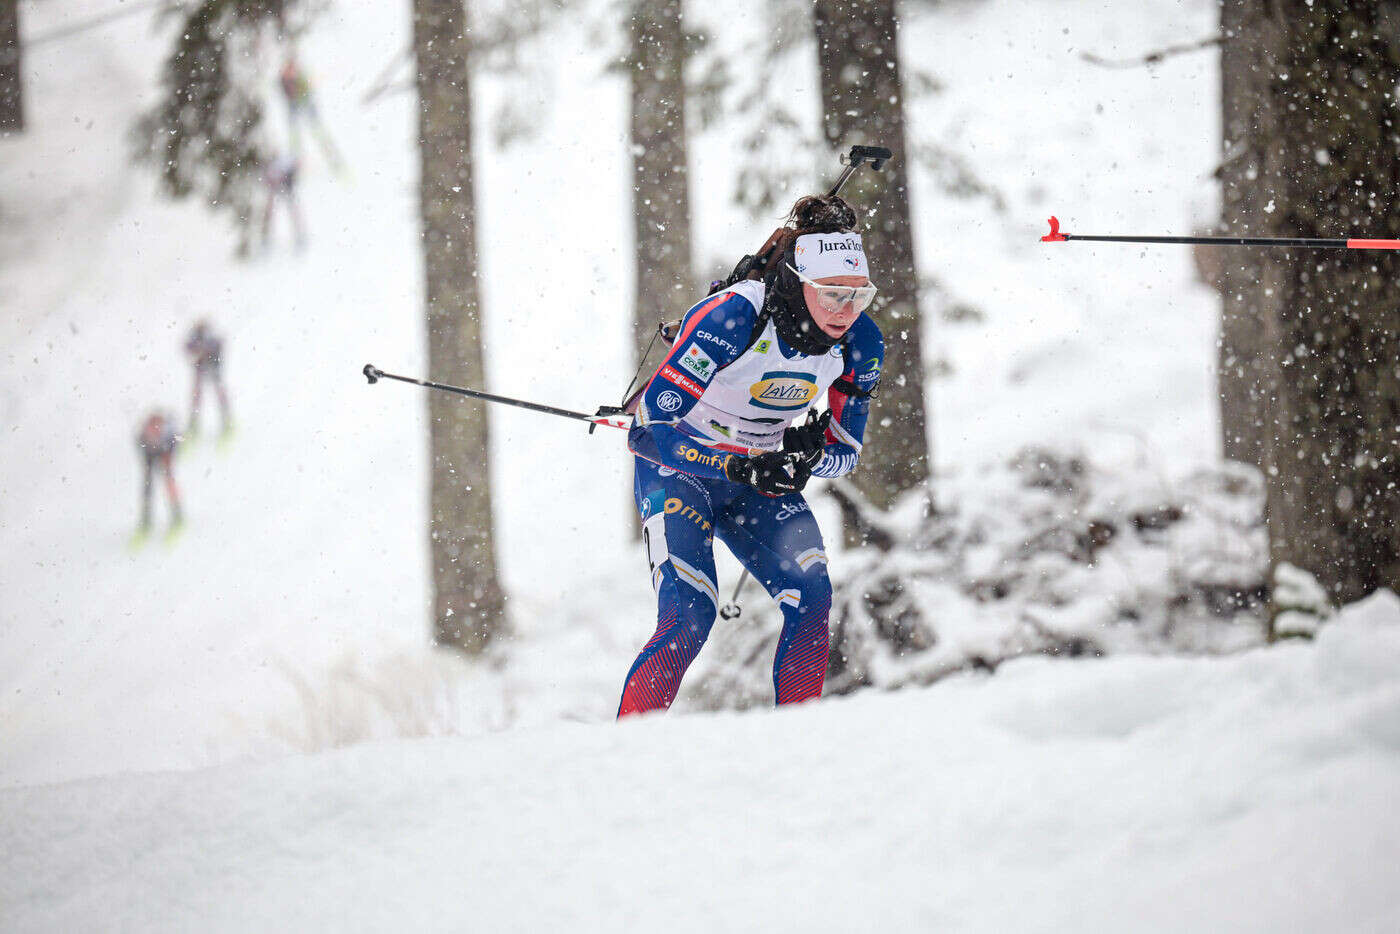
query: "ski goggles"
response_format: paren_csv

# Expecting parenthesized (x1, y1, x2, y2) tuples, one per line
(787, 264, 878, 313)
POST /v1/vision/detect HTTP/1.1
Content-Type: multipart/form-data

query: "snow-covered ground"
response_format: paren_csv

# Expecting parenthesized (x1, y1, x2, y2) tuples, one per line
(5, 593, 1399, 931)
(3, 0, 1399, 926)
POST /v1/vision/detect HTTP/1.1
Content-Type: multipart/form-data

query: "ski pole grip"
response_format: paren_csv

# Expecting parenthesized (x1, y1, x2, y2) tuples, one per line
(363, 364, 382, 384)
(847, 144, 892, 170)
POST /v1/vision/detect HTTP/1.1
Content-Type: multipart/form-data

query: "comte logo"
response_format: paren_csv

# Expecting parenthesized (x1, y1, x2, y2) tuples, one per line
(678, 343, 716, 382)
(749, 371, 818, 411)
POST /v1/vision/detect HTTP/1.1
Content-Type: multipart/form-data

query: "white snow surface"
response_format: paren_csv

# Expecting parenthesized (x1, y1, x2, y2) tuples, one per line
(4, 592, 1400, 931)
(4, 0, 1400, 925)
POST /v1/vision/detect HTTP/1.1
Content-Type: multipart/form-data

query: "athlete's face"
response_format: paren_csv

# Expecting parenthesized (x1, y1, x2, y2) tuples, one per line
(803, 274, 870, 337)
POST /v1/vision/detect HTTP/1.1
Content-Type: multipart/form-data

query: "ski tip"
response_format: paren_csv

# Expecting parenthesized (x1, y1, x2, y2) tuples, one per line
(163, 520, 187, 547)
(1040, 216, 1068, 243)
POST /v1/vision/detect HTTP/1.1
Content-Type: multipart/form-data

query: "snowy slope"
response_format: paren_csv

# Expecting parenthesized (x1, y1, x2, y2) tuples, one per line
(1, 0, 645, 787)
(2, 0, 433, 786)
(5, 595, 1399, 932)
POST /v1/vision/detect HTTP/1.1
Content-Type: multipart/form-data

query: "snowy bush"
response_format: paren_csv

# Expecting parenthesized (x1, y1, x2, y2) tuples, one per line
(253, 652, 480, 753)
(1272, 562, 1335, 639)
(679, 449, 1271, 712)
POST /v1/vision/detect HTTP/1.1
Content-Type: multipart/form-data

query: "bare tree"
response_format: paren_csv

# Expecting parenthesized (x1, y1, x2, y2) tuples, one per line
(622, 0, 694, 534)
(413, 0, 508, 652)
(1217, 0, 1273, 468)
(0, 0, 20, 132)
(627, 0, 694, 371)
(1223, 0, 1400, 608)
(813, 0, 931, 515)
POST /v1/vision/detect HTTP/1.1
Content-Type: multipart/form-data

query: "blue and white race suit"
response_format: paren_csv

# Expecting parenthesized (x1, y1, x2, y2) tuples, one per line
(618, 279, 883, 716)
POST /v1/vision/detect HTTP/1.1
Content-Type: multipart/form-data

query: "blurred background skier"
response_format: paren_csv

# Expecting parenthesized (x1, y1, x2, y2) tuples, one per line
(135, 410, 183, 538)
(184, 319, 231, 437)
(279, 54, 345, 174)
(618, 193, 884, 717)
(259, 153, 307, 253)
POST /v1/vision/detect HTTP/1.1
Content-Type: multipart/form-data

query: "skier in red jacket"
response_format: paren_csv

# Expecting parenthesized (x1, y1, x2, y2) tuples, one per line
(136, 411, 183, 534)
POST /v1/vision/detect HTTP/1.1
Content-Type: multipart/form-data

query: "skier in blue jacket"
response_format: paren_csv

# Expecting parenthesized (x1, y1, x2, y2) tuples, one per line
(619, 194, 883, 717)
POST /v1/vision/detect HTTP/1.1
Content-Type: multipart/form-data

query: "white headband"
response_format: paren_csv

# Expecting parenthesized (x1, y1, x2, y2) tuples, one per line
(793, 232, 870, 280)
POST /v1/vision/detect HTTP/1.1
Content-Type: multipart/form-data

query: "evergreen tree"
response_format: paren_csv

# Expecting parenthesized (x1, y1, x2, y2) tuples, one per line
(412, 0, 509, 652)
(133, 1, 289, 251)
(1224, 0, 1400, 606)
(812, 0, 931, 514)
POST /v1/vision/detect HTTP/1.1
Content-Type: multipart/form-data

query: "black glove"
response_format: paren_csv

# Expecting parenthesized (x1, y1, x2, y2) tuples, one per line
(724, 450, 812, 497)
(782, 409, 832, 468)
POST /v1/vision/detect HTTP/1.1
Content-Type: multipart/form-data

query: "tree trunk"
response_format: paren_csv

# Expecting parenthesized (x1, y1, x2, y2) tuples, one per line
(628, 1, 693, 380)
(813, 0, 931, 516)
(0, 0, 23, 132)
(412, 0, 508, 652)
(1217, 0, 1276, 468)
(627, 0, 693, 532)
(1230, 0, 1400, 606)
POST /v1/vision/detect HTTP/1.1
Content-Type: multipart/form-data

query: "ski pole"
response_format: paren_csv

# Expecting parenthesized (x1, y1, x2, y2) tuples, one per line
(362, 364, 631, 431)
(719, 570, 749, 620)
(1039, 215, 1400, 250)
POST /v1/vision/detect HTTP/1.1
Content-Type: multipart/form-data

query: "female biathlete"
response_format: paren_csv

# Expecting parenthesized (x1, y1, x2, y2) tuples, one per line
(619, 194, 884, 716)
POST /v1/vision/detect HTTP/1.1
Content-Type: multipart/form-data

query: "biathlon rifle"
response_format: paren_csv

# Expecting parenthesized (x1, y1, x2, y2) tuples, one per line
(708, 145, 893, 302)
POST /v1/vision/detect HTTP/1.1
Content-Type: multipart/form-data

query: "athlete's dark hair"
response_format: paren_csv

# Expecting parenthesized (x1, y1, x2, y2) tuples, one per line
(785, 193, 858, 236)
(754, 194, 859, 280)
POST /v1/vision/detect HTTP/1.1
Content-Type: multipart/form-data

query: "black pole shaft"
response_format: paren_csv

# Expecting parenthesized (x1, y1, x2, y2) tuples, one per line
(364, 365, 598, 424)
(1064, 233, 1350, 248)
(827, 164, 858, 197)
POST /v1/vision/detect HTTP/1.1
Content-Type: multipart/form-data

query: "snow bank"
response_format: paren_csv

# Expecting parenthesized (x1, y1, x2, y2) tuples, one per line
(4, 593, 1398, 932)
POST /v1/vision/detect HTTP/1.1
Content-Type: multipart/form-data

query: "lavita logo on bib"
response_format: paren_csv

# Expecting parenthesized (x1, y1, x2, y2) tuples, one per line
(749, 371, 819, 411)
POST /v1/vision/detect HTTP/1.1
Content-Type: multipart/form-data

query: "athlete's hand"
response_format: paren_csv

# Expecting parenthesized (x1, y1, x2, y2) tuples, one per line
(782, 409, 832, 468)
(724, 451, 811, 497)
